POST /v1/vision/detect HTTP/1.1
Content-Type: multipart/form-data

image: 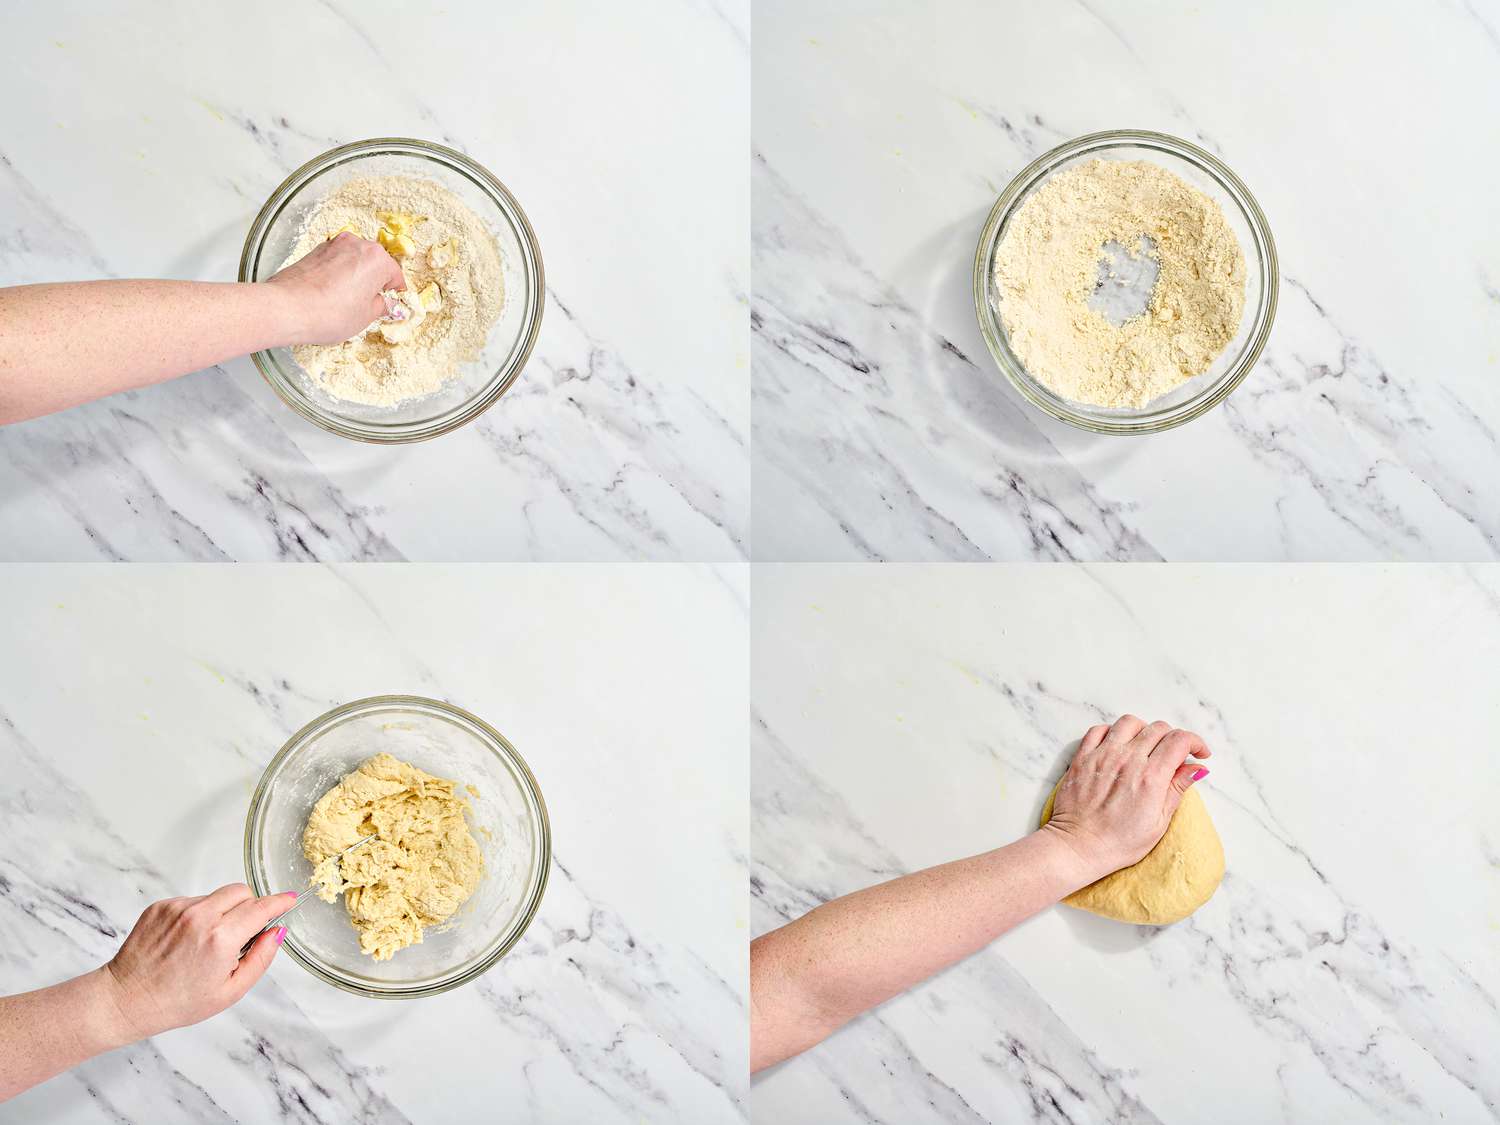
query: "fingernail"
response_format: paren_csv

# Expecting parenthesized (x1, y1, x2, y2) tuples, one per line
(274, 926, 287, 946)
(1191, 768, 1208, 782)
(283, 891, 298, 898)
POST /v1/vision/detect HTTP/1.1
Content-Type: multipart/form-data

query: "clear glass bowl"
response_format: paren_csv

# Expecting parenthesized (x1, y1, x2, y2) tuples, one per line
(239, 138, 545, 443)
(243, 695, 550, 998)
(974, 129, 1278, 435)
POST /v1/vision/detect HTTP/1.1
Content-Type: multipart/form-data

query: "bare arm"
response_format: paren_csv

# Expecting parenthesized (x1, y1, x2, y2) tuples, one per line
(0, 234, 404, 426)
(750, 715, 1212, 1072)
(0, 884, 293, 1101)
(751, 825, 1099, 1071)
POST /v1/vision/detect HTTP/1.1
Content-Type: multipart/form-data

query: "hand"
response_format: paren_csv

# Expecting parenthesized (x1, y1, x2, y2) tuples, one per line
(265, 233, 407, 345)
(1041, 715, 1211, 881)
(99, 884, 296, 1041)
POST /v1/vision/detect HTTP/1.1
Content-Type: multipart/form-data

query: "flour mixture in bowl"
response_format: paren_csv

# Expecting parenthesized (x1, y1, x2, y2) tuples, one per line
(281, 175, 506, 406)
(993, 158, 1245, 409)
(303, 751, 486, 961)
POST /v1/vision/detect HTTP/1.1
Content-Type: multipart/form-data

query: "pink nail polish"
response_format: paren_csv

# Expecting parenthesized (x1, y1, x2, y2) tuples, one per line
(274, 926, 287, 946)
(1191, 768, 1208, 782)
(283, 891, 298, 898)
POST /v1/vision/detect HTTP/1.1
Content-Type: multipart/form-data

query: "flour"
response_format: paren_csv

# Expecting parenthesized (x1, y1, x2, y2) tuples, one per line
(994, 159, 1245, 409)
(281, 175, 505, 406)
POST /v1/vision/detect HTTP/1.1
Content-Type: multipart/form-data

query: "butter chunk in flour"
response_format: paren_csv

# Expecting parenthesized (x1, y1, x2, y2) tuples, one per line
(282, 175, 505, 406)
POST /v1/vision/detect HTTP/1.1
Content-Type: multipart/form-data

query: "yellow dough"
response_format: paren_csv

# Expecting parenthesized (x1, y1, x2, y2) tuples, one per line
(1040, 780, 1223, 925)
(302, 752, 485, 961)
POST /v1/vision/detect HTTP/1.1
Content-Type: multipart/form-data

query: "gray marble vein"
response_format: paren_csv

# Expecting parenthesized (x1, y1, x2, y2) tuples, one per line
(0, 564, 748, 1123)
(1, 0, 748, 562)
(753, 155, 1161, 561)
(751, 0, 1500, 561)
(752, 564, 1500, 1123)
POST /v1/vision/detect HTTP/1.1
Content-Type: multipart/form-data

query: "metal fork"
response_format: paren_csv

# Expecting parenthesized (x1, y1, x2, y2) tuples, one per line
(239, 834, 377, 957)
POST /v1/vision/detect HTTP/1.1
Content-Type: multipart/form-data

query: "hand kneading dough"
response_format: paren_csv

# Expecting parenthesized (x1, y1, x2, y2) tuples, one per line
(1040, 780, 1223, 925)
(303, 752, 484, 960)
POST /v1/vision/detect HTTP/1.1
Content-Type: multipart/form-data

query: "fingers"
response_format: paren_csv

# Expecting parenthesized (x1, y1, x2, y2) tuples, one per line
(1170, 760, 1210, 796)
(1102, 714, 1145, 747)
(224, 891, 299, 940)
(371, 244, 406, 291)
(200, 883, 255, 914)
(1149, 729, 1209, 780)
(227, 926, 285, 1000)
(1125, 720, 1174, 757)
(1078, 723, 1110, 754)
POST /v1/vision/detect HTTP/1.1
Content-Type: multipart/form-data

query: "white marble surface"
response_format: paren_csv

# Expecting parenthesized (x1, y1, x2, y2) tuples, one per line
(752, 564, 1500, 1123)
(752, 1, 1500, 561)
(0, 564, 748, 1123)
(0, 0, 748, 561)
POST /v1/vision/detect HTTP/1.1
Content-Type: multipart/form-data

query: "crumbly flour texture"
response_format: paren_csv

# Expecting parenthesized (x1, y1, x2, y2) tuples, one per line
(994, 159, 1246, 409)
(303, 752, 485, 961)
(282, 175, 505, 406)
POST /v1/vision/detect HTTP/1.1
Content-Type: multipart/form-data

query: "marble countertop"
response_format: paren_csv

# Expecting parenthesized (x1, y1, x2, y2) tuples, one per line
(752, 564, 1500, 1123)
(0, 564, 749, 1123)
(752, 1, 1500, 561)
(0, 0, 748, 562)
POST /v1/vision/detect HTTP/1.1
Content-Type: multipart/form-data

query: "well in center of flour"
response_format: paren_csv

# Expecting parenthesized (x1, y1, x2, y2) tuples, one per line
(993, 159, 1246, 410)
(281, 174, 506, 407)
(1088, 236, 1159, 325)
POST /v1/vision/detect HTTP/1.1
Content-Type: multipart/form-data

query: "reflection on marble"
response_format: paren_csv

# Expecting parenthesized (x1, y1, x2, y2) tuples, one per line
(0, 0, 748, 561)
(752, 564, 1500, 1123)
(0, 564, 748, 1123)
(752, 1, 1500, 560)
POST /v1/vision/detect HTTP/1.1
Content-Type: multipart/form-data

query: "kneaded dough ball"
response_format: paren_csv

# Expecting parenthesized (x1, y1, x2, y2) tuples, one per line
(1039, 779, 1224, 925)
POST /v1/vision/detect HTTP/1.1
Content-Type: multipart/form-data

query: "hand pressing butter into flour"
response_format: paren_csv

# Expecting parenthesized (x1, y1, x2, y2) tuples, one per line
(751, 714, 1218, 1072)
(279, 175, 506, 407)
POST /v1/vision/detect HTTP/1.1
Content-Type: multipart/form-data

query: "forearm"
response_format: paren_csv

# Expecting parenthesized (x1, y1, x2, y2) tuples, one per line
(751, 826, 1101, 1072)
(0, 968, 135, 1101)
(0, 280, 300, 424)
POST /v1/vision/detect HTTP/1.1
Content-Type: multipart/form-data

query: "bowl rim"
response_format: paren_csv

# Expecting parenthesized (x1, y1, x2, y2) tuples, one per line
(239, 137, 546, 444)
(972, 128, 1279, 435)
(243, 693, 551, 999)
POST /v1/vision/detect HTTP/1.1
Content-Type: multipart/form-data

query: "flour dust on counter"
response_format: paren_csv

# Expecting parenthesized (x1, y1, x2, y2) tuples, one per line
(751, 564, 1500, 1124)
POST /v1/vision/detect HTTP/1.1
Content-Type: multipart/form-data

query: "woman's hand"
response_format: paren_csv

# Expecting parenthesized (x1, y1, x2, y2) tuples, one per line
(1041, 715, 1211, 881)
(99, 883, 296, 1041)
(265, 233, 407, 345)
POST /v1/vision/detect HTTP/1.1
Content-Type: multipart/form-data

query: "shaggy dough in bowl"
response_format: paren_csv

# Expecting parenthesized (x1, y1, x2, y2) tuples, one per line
(303, 752, 485, 961)
(1040, 780, 1223, 925)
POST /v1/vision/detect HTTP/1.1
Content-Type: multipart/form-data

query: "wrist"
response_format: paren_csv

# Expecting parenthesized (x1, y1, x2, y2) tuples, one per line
(78, 966, 145, 1054)
(254, 278, 309, 349)
(1034, 822, 1115, 892)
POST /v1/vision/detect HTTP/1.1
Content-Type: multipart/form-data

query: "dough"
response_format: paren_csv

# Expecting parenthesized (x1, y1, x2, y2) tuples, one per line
(1039, 780, 1223, 925)
(302, 752, 485, 961)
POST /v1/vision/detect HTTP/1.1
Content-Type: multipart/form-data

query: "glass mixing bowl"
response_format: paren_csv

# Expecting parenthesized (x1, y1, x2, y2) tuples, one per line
(239, 138, 545, 443)
(974, 129, 1278, 435)
(244, 695, 550, 998)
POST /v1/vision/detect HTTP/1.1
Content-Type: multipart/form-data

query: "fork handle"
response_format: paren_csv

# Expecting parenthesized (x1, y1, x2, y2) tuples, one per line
(238, 886, 318, 958)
